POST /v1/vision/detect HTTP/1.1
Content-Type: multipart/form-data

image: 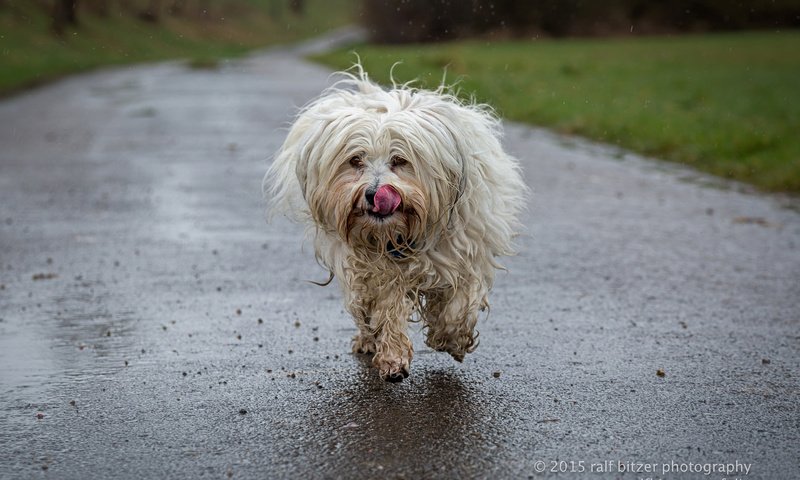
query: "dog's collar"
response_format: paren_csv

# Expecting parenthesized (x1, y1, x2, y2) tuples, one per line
(387, 237, 416, 259)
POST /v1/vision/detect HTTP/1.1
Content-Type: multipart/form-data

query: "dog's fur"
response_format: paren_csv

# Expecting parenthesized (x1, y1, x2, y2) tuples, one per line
(265, 68, 525, 381)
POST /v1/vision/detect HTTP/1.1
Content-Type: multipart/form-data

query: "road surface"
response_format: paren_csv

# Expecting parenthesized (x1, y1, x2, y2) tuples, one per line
(1, 33, 798, 479)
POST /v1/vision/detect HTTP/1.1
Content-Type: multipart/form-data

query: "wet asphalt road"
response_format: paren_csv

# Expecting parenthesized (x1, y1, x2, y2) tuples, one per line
(1, 34, 799, 480)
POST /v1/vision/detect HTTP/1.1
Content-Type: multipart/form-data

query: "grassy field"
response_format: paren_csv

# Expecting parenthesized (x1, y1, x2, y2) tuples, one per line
(313, 32, 800, 193)
(0, 0, 355, 95)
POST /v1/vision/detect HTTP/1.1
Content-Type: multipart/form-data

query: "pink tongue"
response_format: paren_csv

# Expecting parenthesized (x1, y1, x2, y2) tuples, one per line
(373, 185, 401, 216)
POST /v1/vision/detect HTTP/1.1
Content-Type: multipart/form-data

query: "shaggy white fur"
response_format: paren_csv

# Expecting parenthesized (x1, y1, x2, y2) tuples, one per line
(265, 67, 526, 382)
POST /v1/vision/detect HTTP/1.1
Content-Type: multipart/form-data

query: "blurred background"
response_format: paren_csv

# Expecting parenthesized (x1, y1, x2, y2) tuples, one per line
(1, 0, 799, 191)
(361, 0, 800, 42)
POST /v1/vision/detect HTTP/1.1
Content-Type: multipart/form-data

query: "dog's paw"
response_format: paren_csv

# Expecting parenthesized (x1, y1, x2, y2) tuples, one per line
(351, 333, 376, 355)
(448, 350, 465, 363)
(425, 332, 473, 363)
(373, 353, 411, 383)
(428, 343, 465, 362)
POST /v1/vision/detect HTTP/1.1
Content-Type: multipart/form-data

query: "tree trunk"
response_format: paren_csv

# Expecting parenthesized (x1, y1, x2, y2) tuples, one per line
(85, 0, 108, 17)
(289, 0, 304, 15)
(168, 0, 186, 16)
(138, 0, 162, 22)
(52, 0, 78, 35)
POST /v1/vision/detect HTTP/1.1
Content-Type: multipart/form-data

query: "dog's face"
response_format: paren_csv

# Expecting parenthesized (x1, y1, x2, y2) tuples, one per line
(328, 144, 424, 253)
(296, 92, 466, 255)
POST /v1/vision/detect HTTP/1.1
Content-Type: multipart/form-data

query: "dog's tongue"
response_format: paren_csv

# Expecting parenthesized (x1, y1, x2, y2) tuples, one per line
(373, 185, 401, 216)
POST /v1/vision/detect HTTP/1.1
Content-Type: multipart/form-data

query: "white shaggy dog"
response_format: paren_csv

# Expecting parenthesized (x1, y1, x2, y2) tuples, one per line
(265, 68, 525, 382)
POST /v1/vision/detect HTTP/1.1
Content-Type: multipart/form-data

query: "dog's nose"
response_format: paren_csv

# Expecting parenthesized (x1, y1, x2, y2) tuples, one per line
(365, 187, 377, 206)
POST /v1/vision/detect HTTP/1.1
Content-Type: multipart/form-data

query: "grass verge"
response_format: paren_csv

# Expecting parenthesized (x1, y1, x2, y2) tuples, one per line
(312, 32, 800, 193)
(0, 0, 355, 96)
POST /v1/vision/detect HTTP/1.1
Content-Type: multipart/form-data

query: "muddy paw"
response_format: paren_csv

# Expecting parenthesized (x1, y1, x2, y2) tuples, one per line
(448, 350, 465, 362)
(374, 355, 411, 383)
(351, 333, 376, 355)
(425, 333, 472, 363)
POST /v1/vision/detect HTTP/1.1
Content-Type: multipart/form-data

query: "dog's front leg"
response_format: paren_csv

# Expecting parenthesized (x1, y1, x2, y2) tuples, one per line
(344, 285, 377, 355)
(371, 292, 414, 382)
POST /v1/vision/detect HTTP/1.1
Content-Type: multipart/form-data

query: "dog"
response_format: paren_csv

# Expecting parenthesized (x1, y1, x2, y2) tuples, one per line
(265, 67, 525, 382)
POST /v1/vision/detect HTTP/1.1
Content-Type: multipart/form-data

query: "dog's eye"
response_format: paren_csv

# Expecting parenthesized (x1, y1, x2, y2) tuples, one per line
(391, 156, 407, 168)
(349, 155, 364, 168)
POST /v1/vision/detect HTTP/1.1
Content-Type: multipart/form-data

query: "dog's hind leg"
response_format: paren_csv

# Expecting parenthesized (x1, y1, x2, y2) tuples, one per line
(424, 282, 486, 362)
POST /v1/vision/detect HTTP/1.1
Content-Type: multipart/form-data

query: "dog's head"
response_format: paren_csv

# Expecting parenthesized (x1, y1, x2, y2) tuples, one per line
(267, 71, 513, 258)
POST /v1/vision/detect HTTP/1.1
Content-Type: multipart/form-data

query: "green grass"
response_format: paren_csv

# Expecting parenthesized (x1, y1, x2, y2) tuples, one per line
(0, 0, 355, 95)
(312, 32, 800, 192)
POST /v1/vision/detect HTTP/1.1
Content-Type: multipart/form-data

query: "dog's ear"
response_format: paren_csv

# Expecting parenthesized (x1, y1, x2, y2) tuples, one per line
(414, 99, 496, 214)
(415, 94, 527, 256)
(264, 110, 318, 221)
(267, 87, 363, 226)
